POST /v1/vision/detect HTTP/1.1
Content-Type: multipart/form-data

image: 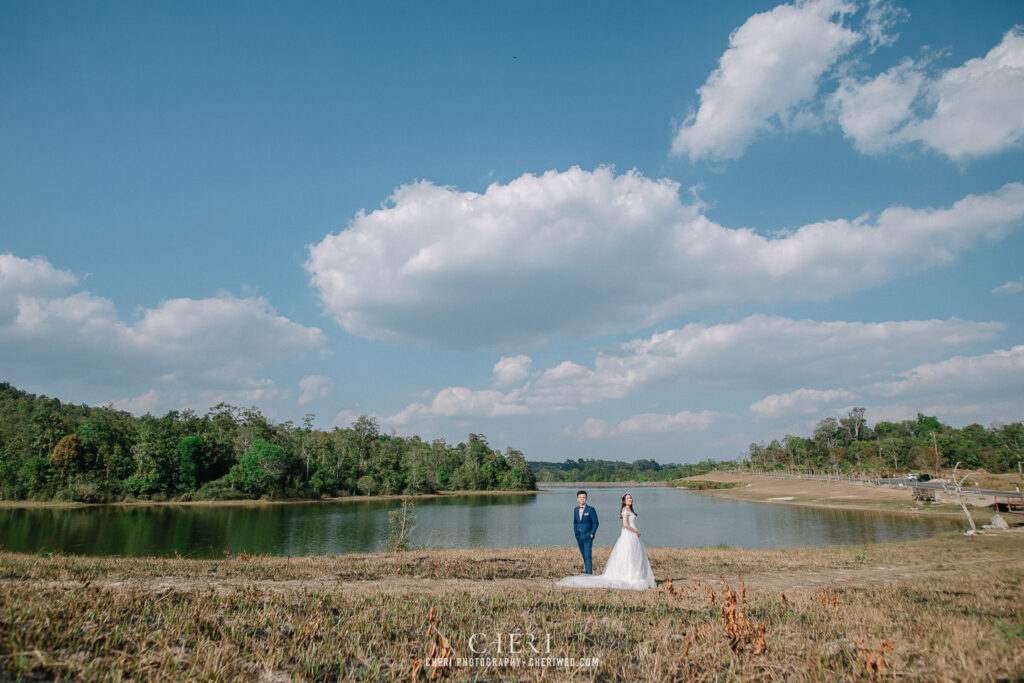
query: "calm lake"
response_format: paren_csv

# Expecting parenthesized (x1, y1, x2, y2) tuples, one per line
(0, 485, 962, 558)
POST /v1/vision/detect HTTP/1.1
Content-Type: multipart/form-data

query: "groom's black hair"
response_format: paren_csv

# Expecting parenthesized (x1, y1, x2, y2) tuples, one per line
(576, 490, 587, 497)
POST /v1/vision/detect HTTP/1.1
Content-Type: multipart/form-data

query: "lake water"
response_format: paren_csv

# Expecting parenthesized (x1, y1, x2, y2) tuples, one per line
(0, 485, 962, 558)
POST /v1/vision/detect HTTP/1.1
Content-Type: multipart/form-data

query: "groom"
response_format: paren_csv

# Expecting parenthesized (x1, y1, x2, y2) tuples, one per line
(572, 490, 599, 574)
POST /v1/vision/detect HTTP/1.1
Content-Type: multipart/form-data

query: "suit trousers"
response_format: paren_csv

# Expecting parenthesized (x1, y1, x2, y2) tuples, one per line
(576, 534, 593, 574)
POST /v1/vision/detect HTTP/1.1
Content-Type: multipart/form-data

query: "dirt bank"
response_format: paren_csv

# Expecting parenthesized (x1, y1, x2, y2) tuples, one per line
(679, 472, 1002, 522)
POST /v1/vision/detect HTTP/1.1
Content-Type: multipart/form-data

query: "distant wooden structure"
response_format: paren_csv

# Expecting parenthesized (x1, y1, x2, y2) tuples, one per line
(911, 486, 936, 502)
(991, 495, 1024, 516)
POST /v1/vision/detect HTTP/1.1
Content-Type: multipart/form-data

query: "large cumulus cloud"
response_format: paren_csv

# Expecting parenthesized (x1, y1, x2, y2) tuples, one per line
(307, 167, 1024, 350)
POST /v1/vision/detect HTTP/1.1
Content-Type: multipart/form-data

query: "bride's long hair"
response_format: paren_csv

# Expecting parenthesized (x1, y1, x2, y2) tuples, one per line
(621, 493, 636, 516)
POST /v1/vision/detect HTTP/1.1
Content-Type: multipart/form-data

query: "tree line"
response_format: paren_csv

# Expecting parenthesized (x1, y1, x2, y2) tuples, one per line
(530, 410, 1023, 483)
(529, 458, 720, 482)
(0, 382, 535, 503)
(741, 408, 1024, 477)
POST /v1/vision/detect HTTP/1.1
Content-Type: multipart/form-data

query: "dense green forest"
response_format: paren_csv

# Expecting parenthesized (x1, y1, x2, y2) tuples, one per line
(0, 382, 535, 503)
(741, 408, 1024, 477)
(529, 458, 720, 482)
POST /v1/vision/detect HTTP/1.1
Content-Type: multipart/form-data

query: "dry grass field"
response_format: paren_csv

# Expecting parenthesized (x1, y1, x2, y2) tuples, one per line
(2, 529, 1022, 681)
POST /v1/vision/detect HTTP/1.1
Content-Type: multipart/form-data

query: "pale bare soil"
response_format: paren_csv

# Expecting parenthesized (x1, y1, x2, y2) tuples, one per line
(680, 472, 1004, 520)
(7, 544, 1017, 598)
(4, 530, 1021, 597)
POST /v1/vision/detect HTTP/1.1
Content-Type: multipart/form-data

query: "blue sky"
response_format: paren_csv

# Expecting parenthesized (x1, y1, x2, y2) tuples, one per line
(2, 0, 1022, 463)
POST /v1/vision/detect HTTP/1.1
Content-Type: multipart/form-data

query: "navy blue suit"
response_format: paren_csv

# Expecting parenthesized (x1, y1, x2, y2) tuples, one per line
(572, 504, 599, 574)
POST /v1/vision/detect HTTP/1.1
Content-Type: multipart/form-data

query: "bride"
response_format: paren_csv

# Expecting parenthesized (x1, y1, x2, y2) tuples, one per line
(557, 493, 656, 591)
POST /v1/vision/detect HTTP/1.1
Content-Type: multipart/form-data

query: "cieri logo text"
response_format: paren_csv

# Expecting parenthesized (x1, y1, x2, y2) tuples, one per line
(468, 632, 552, 655)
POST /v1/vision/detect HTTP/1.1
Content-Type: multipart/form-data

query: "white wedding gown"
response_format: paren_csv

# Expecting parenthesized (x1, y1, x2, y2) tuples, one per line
(557, 510, 656, 590)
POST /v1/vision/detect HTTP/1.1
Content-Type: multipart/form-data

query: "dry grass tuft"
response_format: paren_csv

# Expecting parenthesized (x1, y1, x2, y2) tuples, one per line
(815, 587, 842, 611)
(411, 606, 453, 681)
(855, 637, 894, 677)
(719, 577, 768, 654)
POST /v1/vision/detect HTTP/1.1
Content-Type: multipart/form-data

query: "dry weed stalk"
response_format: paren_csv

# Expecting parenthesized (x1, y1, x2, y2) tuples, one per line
(221, 550, 253, 561)
(855, 637, 893, 676)
(692, 580, 718, 605)
(664, 577, 768, 656)
(680, 623, 713, 657)
(815, 587, 841, 611)
(411, 606, 453, 681)
(429, 557, 466, 573)
(299, 609, 322, 642)
(719, 577, 767, 654)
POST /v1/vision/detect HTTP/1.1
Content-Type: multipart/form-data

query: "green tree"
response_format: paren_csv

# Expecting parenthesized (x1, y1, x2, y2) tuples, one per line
(49, 433, 85, 482)
(916, 413, 943, 437)
(230, 439, 297, 498)
(356, 473, 378, 495)
(78, 408, 136, 482)
(177, 435, 230, 492)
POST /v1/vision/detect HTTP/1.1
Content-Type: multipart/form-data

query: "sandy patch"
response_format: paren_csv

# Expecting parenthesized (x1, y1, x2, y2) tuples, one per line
(679, 472, 997, 520)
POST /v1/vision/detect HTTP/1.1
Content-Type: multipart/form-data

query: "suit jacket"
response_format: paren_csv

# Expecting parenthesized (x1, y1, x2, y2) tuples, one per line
(572, 504, 599, 540)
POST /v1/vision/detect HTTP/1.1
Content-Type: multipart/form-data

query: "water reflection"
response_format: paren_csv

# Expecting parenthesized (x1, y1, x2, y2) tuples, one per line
(0, 486, 961, 557)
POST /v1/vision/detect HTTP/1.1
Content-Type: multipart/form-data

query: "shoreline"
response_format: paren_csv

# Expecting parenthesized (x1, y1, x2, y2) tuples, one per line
(678, 472, 1002, 522)
(537, 480, 670, 488)
(0, 488, 541, 510)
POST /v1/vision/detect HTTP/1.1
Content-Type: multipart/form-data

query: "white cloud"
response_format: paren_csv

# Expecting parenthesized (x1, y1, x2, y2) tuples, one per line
(527, 316, 1001, 409)
(387, 387, 529, 426)
(0, 253, 77, 299)
(614, 410, 718, 434)
(578, 418, 612, 439)
(307, 167, 1024, 350)
(670, 0, 860, 162)
(868, 346, 1024, 402)
(307, 167, 687, 349)
(110, 379, 284, 417)
(575, 410, 719, 439)
(861, 0, 906, 52)
(493, 355, 532, 385)
(332, 409, 367, 429)
(111, 389, 162, 416)
(904, 28, 1024, 160)
(673, 1, 1023, 163)
(298, 375, 335, 405)
(834, 27, 1024, 160)
(129, 297, 325, 376)
(751, 346, 1024, 424)
(831, 58, 925, 153)
(385, 315, 999, 426)
(0, 253, 326, 412)
(993, 277, 1024, 295)
(750, 388, 858, 417)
